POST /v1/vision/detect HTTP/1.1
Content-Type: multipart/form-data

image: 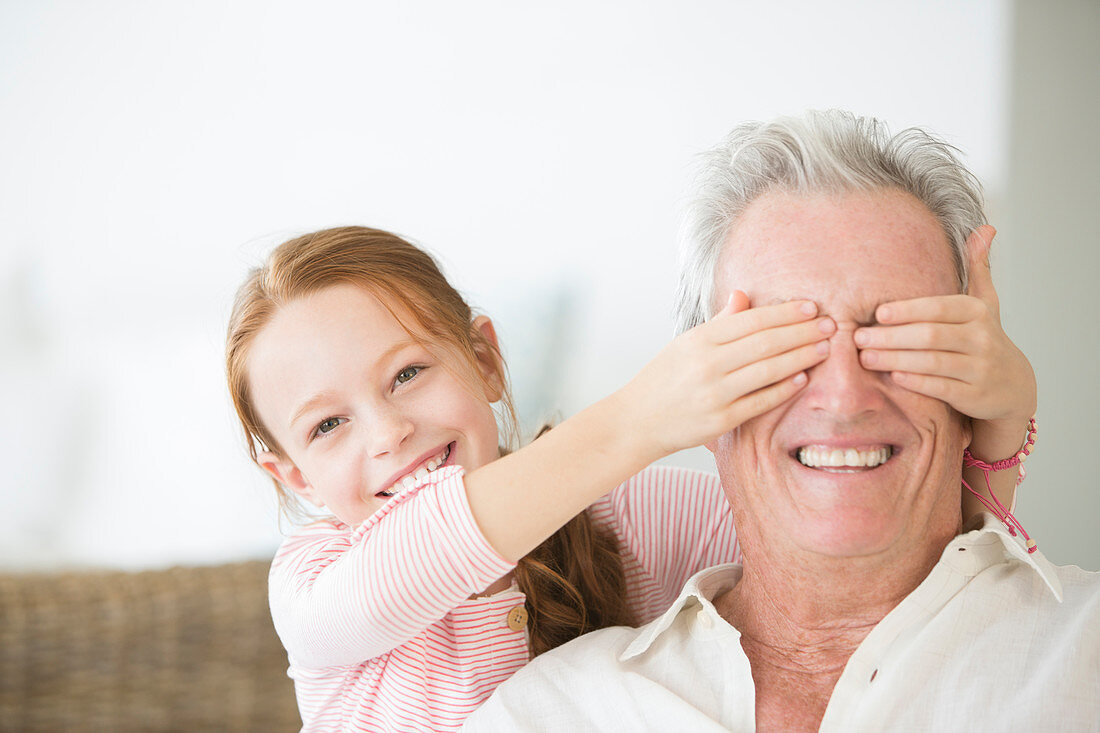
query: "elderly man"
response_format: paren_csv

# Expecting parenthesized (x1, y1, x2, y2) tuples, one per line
(466, 111, 1100, 731)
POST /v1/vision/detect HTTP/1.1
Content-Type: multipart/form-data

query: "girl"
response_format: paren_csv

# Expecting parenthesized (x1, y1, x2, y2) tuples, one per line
(226, 226, 1033, 732)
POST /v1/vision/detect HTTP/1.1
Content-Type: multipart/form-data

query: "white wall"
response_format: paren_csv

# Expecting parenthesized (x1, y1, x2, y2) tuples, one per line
(1000, 0, 1100, 568)
(5, 1, 1088, 572)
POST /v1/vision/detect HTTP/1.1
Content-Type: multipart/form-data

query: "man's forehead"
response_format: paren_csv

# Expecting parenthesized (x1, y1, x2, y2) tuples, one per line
(715, 189, 959, 315)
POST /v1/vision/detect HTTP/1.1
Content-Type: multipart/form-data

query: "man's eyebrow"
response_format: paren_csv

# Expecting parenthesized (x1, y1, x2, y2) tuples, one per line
(765, 295, 816, 308)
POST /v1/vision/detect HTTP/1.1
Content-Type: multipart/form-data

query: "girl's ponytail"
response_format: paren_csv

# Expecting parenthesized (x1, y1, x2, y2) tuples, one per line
(514, 511, 634, 656)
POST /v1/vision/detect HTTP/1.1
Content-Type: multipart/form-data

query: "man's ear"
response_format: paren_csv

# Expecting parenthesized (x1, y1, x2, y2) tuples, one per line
(256, 450, 324, 508)
(472, 315, 505, 402)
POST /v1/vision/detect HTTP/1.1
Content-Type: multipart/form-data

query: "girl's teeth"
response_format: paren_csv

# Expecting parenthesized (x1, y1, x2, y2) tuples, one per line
(428, 445, 450, 471)
(385, 448, 451, 496)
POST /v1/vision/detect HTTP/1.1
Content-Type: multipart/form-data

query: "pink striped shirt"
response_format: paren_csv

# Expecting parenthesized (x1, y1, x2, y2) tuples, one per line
(268, 464, 739, 732)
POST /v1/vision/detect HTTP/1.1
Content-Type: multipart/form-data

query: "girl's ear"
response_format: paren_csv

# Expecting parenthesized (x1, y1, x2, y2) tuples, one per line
(256, 450, 325, 508)
(471, 315, 504, 402)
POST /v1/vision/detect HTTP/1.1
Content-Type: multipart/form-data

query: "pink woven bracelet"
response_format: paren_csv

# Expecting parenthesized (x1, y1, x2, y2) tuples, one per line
(961, 417, 1038, 553)
(963, 417, 1037, 476)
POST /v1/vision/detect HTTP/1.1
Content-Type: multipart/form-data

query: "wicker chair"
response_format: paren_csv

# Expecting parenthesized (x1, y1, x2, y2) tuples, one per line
(0, 560, 300, 732)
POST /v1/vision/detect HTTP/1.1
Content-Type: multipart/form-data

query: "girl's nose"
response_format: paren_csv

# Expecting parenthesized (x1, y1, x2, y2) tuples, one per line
(366, 405, 414, 457)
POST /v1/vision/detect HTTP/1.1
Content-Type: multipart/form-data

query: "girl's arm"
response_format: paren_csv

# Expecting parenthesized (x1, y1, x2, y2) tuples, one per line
(269, 466, 515, 668)
(961, 418, 1034, 519)
(465, 294, 835, 562)
(853, 226, 1038, 521)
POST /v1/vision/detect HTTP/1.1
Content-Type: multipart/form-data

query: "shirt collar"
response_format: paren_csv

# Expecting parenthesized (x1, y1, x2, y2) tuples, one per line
(952, 512, 1063, 601)
(621, 564, 741, 661)
(620, 513, 1062, 661)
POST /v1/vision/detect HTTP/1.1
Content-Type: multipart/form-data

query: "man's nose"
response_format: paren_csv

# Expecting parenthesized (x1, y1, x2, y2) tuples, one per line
(366, 404, 414, 457)
(802, 326, 886, 420)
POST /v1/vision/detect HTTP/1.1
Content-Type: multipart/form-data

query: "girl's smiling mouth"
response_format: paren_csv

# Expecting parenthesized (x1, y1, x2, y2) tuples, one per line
(376, 443, 454, 497)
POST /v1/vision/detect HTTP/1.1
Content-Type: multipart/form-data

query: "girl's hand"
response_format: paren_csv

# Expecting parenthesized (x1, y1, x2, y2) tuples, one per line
(852, 225, 1036, 438)
(621, 292, 835, 459)
(853, 226, 1036, 520)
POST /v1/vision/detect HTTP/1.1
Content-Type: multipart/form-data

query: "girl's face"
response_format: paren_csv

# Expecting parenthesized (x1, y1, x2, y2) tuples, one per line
(247, 284, 503, 526)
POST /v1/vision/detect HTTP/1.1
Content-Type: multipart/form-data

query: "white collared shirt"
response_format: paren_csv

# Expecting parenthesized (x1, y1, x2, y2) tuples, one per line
(465, 516, 1100, 732)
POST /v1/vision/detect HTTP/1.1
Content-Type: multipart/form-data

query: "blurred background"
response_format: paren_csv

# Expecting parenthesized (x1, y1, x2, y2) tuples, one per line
(2, 0, 1097, 572)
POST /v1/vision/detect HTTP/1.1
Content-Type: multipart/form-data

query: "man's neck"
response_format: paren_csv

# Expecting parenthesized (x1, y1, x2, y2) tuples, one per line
(713, 531, 955, 732)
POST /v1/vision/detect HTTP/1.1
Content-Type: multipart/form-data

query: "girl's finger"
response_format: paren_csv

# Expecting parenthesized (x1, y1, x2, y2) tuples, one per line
(705, 298, 820, 344)
(965, 225, 1000, 315)
(725, 371, 810, 427)
(888, 371, 975, 413)
(715, 316, 834, 373)
(873, 294, 983, 326)
(859, 348, 978, 383)
(854, 321, 978, 353)
(719, 290, 752, 316)
(720, 340, 830, 400)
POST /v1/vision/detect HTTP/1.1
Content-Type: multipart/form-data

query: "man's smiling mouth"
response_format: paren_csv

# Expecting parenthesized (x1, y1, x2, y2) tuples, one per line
(376, 443, 453, 497)
(796, 445, 893, 472)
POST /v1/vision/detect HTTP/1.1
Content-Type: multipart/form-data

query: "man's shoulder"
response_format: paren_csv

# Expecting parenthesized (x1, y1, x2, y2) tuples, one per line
(1053, 561, 1100, 582)
(961, 517, 1100, 607)
(464, 564, 746, 731)
(1051, 561, 1100, 606)
(1009, 542, 1100, 606)
(1016, 560, 1100, 637)
(955, 544, 1100, 669)
(521, 623, 641, 669)
(462, 624, 642, 730)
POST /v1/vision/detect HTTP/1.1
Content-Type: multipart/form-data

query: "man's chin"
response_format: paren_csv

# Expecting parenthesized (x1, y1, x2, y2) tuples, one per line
(782, 509, 907, 560)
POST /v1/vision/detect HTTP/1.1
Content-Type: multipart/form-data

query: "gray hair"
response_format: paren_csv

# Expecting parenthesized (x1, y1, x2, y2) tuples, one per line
(673, 110, 986, 333)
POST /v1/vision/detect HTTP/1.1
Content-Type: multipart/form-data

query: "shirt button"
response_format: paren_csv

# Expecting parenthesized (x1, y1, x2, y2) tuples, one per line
(506, 604, 528, 631)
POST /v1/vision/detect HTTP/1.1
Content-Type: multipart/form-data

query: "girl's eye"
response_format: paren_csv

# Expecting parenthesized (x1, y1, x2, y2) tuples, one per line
(313, 417, 346, 438)
(395, 366, 422, 385)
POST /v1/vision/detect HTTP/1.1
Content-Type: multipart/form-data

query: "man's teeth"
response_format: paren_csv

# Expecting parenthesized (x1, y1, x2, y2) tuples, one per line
(380, 446, 451, 496)
(797, 446, 892, 469)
